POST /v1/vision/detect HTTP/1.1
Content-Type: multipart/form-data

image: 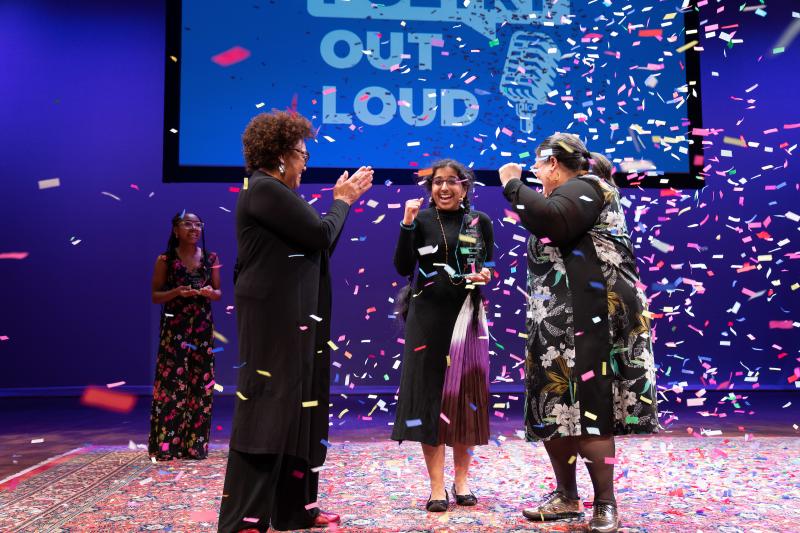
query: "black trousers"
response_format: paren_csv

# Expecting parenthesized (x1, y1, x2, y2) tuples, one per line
(217, 450, 319, 533)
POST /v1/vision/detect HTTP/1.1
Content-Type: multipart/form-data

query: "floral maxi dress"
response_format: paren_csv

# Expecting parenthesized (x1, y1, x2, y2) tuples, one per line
(148, 252, 216, 459)
(504, 175, 659, 441)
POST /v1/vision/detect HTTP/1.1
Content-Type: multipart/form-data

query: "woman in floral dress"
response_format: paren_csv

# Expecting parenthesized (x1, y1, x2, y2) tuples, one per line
(148, 211, 221, 461)
(499, 135, 659, 533)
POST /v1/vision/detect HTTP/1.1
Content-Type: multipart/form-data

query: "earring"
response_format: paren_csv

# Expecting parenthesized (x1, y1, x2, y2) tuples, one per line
(278, 162, 286, 175)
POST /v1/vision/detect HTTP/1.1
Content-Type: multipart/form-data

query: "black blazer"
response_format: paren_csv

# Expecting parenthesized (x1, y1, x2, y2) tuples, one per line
(229, 171, 349, 464)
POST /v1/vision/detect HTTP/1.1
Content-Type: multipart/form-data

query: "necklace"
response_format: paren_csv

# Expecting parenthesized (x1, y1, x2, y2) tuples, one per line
(435, 208, 465, 286)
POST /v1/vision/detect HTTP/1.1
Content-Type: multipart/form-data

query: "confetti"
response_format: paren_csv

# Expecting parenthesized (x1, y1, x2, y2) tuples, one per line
(0, 252, 29, 260)
(38, 178, 61, 189)
(211, 46, 251, 67)
(80, 386, 137, 413)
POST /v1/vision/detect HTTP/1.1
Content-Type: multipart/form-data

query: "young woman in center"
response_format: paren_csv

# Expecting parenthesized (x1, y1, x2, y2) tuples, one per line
(391, 159, 495, 512)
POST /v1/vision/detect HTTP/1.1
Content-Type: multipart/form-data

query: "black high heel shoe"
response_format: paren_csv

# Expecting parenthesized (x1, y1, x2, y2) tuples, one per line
(426, 490, 449, 512)
(452, 483, 478, 506)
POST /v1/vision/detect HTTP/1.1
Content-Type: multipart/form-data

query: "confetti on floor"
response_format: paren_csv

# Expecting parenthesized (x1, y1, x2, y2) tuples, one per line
(2, 436, 799, 532)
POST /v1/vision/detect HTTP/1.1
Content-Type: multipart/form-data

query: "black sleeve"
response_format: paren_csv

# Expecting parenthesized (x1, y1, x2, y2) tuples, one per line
(393, 223, 418, 277)
(480, 212, 495, 264)
(502, 178, 603, 246)
(247, 178, 350, 253)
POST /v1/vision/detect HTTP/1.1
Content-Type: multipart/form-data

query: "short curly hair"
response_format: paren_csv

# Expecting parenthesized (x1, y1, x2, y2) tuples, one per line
(242, 110, 314, 173)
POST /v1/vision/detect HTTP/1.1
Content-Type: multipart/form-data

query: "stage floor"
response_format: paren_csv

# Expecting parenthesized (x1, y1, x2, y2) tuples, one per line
(1, 392, 799, 531)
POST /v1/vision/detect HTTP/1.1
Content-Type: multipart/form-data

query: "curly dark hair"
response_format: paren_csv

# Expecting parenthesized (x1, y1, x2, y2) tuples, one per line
(242, 110, 314, 173)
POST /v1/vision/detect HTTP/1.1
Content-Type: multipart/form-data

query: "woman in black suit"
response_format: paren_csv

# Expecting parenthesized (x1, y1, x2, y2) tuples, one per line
(217, 110, 373, 533)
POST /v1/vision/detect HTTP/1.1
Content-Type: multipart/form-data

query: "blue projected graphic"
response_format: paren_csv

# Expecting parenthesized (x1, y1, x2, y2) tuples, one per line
(178, 1, 695, 175)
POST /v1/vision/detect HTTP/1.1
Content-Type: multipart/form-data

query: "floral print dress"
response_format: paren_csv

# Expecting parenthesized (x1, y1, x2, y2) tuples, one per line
(506, 175, 659, 441)
(148, 252, 216, 459)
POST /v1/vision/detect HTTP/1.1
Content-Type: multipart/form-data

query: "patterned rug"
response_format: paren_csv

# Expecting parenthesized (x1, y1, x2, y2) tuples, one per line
(1, 436, 799, 532)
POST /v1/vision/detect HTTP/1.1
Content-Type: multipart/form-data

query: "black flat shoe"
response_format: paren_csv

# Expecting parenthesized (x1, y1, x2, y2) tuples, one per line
(451, 483, 478, 506)
(426, 490, 449, 512)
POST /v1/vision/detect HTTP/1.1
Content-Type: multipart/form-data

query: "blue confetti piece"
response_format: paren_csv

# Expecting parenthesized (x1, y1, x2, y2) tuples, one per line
(405, 418, 423, 427)
(589, 281, 605, 290)
(179, 209, 186, 219)
(419, 268, 437, 278)
(184, 343, 197, 350)
(233, 361, 247, 369)
(320, 439, 332, 448)
(484, 261, 496, 267)
(469, 402, 477, 411)
(211, 347, 224, 353)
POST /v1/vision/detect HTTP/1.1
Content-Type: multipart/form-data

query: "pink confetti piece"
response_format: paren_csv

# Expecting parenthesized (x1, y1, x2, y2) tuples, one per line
(768, 321, 794, 329)
(211, 46, 251, 67)
(581, 370, 595, 381)
(189, 510, 218, 522)
(638, 29, 663, 38)
(0, 252, 29, 260)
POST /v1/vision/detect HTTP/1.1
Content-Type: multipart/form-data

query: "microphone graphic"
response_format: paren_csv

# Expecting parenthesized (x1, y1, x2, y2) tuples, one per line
(499, 32, 561, 134)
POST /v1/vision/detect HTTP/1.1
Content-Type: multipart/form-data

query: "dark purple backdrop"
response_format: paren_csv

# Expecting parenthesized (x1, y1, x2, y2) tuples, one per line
(1, 0, 798, 397)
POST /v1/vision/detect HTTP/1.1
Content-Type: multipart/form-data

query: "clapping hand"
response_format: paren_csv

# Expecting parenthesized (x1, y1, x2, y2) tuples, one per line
(176, 285, 199, 298)
(334, 166, 374, 205)
(199, 285, 216, 299)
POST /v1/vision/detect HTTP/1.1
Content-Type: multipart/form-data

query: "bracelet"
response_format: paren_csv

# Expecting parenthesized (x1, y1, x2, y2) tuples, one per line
(400, 220, 416, 230)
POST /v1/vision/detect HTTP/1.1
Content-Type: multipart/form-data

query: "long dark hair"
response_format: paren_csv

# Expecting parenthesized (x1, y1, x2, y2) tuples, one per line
(164, 211, 211, 285)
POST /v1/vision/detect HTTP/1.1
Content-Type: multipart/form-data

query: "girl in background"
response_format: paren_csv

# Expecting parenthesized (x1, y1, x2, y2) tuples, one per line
(149, 211, 221, 461)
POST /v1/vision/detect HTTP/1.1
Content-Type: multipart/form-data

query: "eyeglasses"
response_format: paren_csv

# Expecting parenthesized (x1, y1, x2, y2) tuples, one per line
(532, 156, 553, 177)
(178, 221, 204, 230)
(291, 148, 310, 163)
(431, 177, 461, 187)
